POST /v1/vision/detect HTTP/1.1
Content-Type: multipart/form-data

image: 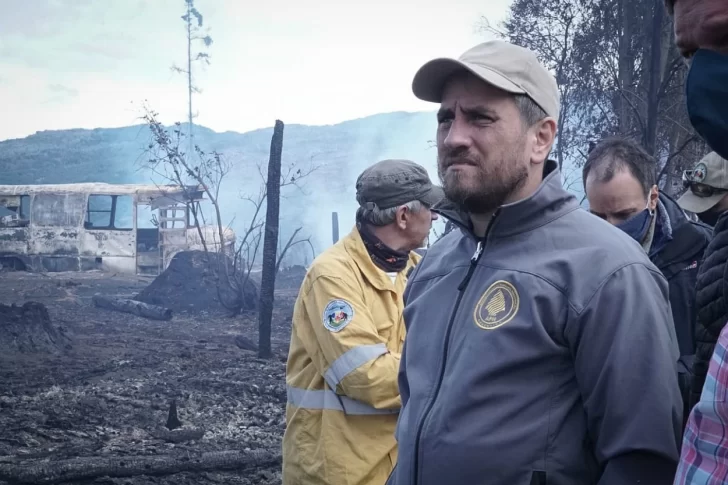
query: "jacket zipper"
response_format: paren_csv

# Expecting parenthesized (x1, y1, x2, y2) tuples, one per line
(411, 210, 499, 485)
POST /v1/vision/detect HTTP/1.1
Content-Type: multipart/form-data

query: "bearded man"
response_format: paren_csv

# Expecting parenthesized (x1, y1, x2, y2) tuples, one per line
(386, 40, 683, 485)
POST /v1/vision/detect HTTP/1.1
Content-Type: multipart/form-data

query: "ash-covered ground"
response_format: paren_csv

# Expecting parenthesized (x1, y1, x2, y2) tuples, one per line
(0, 269, 301, 484)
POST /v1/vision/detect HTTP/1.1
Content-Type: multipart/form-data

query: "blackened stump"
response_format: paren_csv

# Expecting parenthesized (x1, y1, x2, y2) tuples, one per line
(0, 301, 71, 354)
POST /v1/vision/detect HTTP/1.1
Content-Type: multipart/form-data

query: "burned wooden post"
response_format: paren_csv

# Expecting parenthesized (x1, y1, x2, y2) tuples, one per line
(258, 120, 284, 359)
(331, 211, 339, 244)
(165, 400, 182, 430)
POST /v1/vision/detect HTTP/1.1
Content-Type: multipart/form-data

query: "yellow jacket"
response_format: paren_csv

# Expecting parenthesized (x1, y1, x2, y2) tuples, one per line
(282, 227, 420, 485)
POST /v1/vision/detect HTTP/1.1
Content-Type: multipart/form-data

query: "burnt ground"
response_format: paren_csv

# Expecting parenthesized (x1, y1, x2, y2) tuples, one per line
(0, 270, 297, 485)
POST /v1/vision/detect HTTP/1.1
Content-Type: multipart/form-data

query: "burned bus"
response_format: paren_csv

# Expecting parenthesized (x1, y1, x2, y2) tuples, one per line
(0, 183, 235, 275)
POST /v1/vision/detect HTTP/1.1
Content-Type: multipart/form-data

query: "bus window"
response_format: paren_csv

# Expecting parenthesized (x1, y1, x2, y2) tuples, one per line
(114, 196, 133, 229)
(85, 195, 133, 230)
(0, 195, 30, 227)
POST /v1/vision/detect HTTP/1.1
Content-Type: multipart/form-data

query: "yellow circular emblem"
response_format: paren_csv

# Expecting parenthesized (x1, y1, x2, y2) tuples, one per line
(473, 280, 519, 330)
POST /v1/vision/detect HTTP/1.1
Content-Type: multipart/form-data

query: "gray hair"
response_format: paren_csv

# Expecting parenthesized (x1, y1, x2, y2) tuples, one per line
(357, 200, 424, 227)
(514, 94, 548, 128)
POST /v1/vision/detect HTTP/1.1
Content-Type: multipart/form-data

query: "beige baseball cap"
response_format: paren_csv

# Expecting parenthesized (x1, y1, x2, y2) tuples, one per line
(412, 40, 560, 121)
(677, 151, 728, 213)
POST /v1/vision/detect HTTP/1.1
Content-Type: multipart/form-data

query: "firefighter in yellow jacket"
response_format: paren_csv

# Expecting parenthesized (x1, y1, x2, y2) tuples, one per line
(282, 159, 443, 485)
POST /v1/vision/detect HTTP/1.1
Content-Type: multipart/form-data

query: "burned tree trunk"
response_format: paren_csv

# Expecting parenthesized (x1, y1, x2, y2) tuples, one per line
(92, 296, 173, 321)
(258, 120, 284, 359)
(0, 449, 281, 484)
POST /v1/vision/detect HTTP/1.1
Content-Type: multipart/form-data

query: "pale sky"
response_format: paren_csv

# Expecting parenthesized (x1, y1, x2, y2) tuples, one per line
(0, 0, 511, 141)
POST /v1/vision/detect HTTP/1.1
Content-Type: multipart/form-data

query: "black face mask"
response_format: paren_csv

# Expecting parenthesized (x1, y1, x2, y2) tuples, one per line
(698, 209, 722, 227)
(686, 49, 728, 159)
(615, 207, 653, 244)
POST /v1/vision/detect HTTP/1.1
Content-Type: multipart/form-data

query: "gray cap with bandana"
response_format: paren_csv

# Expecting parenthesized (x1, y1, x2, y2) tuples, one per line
(355, 159, 444, 210)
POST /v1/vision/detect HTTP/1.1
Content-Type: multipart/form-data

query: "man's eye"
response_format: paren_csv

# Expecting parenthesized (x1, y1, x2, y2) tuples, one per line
(472, 114, 494, 124)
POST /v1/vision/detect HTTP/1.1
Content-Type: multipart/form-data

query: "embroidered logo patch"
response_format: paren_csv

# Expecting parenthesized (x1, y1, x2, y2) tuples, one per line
(323, 299, 354, 332)
(684, 260, 698, 271)
(693, 162, 708, 183)
(473, 280, 519, 330)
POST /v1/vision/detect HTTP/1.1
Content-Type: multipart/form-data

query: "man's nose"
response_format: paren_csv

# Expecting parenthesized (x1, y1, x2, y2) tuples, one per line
(443, 118, 472, 150)
(431, 212, 439, 221)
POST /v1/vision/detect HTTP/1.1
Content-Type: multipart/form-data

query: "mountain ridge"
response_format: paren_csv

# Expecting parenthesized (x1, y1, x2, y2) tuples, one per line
(0, 110, 441, 256)
(0, 110, 587, 258)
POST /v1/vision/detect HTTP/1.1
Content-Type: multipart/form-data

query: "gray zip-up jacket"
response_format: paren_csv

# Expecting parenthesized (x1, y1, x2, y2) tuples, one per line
(389, 161, 683, 485)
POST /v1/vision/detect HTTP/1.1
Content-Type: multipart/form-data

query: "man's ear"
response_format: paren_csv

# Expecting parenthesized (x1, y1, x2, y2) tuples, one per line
(530, 117, 557, 166)
(396, 206, 409, 230)
(649, 185, 659, 211)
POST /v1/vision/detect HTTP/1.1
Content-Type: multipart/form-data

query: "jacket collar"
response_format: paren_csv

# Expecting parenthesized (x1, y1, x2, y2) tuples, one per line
(651, 192, 711, 268)
(342, 226, 418, 291)
(433, 160, 579, 239)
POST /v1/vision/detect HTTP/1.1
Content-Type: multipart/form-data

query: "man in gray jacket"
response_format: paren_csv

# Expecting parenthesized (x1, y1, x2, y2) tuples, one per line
(387, 41, 683, 485)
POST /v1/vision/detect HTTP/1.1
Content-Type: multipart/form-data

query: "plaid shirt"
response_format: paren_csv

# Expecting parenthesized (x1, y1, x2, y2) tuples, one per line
(674, 324, 728, 484)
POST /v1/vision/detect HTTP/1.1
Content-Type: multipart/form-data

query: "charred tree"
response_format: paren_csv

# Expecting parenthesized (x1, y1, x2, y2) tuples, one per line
(173, 0, 213, 159)
(258, 120, 284, 359)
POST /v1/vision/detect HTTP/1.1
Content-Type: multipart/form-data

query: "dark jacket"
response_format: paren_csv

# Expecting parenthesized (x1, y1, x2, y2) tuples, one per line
(691, 212, 728, 408)
(651, 193, 711, 356)
(388, 161, 683, 485)
(650, 194, 712, 416)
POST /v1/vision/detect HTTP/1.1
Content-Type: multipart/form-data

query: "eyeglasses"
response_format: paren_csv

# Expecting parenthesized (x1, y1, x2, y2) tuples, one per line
(682, 169, 726, 198)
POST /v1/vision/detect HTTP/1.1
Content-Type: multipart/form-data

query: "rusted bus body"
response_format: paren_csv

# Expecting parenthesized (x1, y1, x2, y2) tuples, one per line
(0, 183, 235, 275)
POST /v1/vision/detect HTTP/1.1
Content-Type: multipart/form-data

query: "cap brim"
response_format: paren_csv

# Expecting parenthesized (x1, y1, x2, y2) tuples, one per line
(412, 58, 525, 103)
(419, 185, 446, 208)
(677, 190, 724, 214)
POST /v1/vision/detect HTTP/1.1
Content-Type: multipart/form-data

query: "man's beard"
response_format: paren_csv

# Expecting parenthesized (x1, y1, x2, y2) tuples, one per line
(438, 148, 528, 214)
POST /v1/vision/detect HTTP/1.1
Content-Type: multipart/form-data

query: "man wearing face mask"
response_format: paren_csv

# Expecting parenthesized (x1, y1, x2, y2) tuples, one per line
(666, 0, 728, 482)
(583, 137, 712, 426)
(669, 0, 728, 161)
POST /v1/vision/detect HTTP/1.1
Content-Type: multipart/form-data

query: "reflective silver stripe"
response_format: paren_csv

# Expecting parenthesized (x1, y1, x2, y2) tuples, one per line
(323, 343, 389, 389)
(286, 385, 398, 415)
